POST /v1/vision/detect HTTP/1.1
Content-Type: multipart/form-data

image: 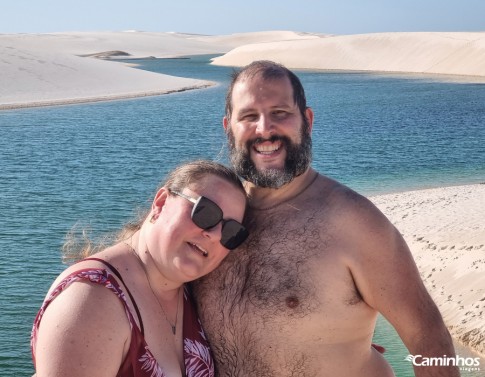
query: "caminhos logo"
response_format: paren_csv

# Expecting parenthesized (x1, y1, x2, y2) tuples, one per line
(405, 354, 481, 372)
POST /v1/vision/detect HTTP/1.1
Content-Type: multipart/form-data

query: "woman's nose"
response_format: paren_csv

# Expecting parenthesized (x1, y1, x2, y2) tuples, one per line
(202, 222, 222, 241)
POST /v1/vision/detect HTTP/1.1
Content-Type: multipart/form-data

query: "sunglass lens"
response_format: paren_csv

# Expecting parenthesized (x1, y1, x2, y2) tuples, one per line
(220, 220, 249, 250)
(192, 196, 223, 229)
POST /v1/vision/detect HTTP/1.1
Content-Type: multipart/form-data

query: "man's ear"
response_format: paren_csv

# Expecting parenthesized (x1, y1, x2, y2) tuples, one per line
(223, 116, 229, 132)
(305, 107, 314, 134)
(150, 187, 169, 222)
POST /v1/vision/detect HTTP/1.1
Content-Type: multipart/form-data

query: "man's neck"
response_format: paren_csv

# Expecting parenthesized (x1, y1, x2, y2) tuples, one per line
(244, 168, 317, 210)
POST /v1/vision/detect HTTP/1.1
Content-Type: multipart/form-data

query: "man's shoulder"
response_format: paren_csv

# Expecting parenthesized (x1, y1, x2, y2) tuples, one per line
(313, 174, 389, 226)
(313, 174, 368, 206)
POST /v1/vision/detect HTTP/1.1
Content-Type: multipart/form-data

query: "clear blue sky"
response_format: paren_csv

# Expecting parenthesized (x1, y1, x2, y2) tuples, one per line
(2, 0, 484, 35)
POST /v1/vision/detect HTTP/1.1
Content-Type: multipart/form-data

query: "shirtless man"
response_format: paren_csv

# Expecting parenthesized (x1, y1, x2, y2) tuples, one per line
(193, 61, 459, 377)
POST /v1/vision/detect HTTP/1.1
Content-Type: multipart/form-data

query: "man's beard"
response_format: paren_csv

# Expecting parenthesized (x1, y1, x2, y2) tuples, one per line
(227, 128, 312, 189)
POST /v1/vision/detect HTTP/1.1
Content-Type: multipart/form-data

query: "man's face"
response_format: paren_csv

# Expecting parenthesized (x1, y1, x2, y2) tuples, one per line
(225, 75, 312, 188)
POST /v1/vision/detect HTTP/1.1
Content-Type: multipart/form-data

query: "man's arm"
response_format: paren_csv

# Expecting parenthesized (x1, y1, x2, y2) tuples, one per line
(344, 195, 460, 377)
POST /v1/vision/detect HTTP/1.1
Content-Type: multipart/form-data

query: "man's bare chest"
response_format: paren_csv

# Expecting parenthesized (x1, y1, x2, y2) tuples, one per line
(192, 204, 369, 376)
(197, 208, 327, 318)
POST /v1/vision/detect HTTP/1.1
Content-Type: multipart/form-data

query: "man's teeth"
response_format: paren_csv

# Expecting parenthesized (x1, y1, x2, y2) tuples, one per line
(255, 142, 281, 155)
(190, 243, 208, 257)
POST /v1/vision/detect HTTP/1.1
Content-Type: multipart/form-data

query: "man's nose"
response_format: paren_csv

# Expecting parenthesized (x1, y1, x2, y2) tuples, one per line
(255, 114, 273, 138)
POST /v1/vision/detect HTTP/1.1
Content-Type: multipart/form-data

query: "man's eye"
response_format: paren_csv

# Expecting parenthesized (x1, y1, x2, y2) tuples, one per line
(272, 110, 288, 119)
(241, 114, 258, 121)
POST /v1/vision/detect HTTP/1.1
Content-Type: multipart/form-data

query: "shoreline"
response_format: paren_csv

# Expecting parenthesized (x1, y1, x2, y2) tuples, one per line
(0, 83, 214, 111)
(370, 183, 485, 357)
(3, 68, 484, 112)
(295, 68, 485, 84)
(362, 179, 485, 198)
(2, 66, 483, 112)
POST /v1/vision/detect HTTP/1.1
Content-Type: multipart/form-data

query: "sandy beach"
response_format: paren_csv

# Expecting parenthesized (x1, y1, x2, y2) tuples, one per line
(371, 184, 485, 357)
(2, 29, 484, 357)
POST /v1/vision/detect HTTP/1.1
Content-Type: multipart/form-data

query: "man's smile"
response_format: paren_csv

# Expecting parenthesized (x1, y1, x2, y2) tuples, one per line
(253, 139, 282, 155)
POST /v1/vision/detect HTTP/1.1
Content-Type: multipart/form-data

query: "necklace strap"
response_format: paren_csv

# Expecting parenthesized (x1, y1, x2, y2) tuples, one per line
(82, 257, 145, 335)
(126, 244, 181, 336)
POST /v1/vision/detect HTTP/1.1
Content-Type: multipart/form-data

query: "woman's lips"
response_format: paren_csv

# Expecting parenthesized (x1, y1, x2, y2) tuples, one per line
(188, 242, 208, 257)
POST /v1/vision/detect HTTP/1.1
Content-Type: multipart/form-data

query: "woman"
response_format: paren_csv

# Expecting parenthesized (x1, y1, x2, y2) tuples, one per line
(31, 160, 249, 377)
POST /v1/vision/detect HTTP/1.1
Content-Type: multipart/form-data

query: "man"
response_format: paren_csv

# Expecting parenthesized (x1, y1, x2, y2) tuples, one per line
(193, 61, 459, 377)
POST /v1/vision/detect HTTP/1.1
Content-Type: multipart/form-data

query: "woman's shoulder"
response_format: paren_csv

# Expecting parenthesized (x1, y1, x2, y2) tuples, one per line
(49, 245, 124, 291)
(42, 256, 131, 324)
(32, 267, 132, 376)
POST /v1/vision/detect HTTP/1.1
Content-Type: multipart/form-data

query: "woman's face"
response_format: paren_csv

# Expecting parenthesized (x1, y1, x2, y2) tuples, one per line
(147, 174, 247, 283)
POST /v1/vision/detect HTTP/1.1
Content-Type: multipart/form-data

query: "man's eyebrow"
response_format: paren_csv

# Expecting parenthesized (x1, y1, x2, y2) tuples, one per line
(237, 103, 294, 114)
(237, 107, 255, 114)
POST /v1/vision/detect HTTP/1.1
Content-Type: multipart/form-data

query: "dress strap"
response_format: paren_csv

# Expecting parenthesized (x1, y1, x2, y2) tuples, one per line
(83, 257, 144, 335)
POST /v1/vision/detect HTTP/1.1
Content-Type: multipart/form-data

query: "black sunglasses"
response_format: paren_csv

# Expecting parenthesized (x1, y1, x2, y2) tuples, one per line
(170, 190, 249, 250)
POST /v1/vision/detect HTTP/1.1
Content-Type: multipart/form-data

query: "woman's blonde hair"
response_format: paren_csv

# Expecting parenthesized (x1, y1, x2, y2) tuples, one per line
(62, 160, 245, 263)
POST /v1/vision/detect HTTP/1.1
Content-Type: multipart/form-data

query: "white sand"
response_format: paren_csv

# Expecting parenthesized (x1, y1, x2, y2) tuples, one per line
(0, 30, 314, 109)
(370, 184, 485, 357)
(212, 32, 485, 79)
(2, 31, 484, 109)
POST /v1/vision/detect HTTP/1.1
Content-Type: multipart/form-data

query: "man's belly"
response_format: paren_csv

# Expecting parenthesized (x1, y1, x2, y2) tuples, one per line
(202, 310, 394, 377)
(213, 335, 395, 377)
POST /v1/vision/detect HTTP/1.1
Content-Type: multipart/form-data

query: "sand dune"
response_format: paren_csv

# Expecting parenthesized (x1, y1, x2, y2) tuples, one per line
(0, 30, 313, 109)
(191, 30, 325, 48)
(212, 32, 485, 79)
(2, 30, 485, 110)
(0, 47, 212, 110)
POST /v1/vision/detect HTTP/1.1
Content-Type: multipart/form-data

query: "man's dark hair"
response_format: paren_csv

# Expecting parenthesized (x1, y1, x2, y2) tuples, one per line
(225, 60, 309, 130)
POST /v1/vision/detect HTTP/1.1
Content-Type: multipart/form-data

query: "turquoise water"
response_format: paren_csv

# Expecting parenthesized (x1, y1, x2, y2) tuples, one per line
(1, 55, 484, 376)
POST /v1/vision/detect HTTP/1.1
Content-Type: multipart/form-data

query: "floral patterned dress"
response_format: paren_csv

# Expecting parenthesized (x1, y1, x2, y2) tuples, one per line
(31, 258, 215, 377)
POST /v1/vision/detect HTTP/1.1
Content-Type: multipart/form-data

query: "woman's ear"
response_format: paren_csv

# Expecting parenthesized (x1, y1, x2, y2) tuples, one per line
(150, 187, 169, 223)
